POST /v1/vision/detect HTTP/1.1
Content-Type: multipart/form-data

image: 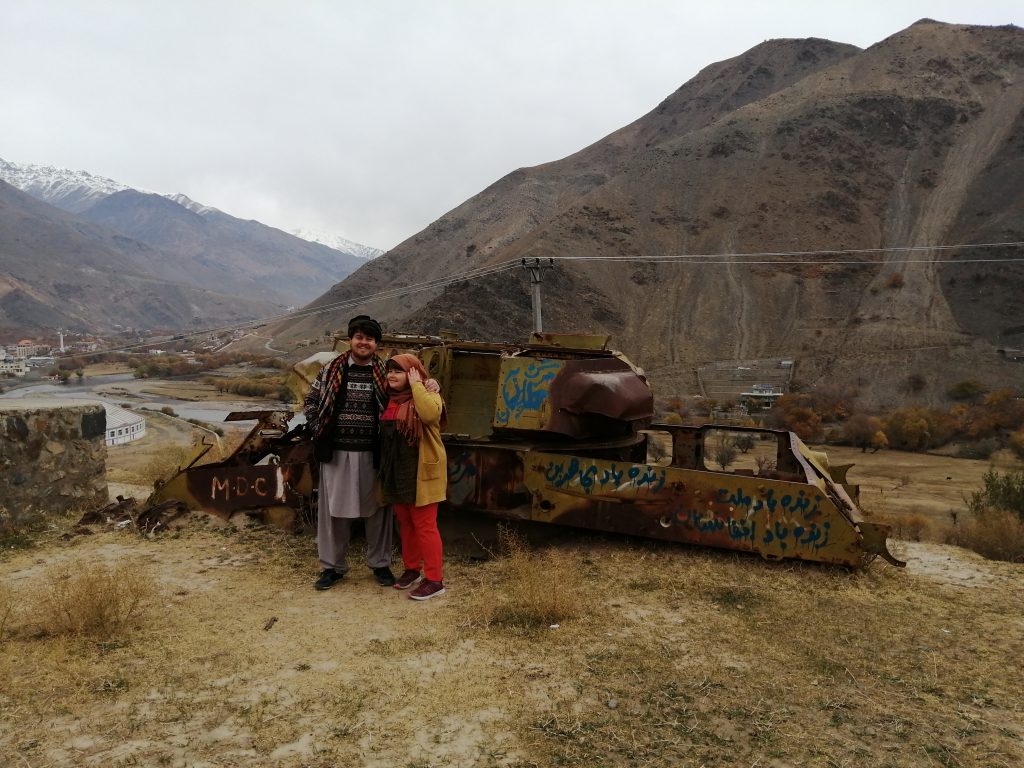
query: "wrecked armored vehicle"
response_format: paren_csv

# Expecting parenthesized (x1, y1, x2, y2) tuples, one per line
(149, 332, 903, 568)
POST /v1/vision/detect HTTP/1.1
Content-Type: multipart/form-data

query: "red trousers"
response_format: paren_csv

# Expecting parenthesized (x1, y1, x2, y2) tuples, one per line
(394, 502, 443, 582)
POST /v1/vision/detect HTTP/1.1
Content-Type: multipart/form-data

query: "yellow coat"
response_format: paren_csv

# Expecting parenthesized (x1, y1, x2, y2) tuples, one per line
(410, 382, 448, 507)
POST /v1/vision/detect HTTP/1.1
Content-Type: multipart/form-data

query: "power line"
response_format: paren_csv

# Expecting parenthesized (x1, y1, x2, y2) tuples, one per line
(52, 240, 1024, 361)
(548, 240, 1024, 263)
(55, 260, 521, 359)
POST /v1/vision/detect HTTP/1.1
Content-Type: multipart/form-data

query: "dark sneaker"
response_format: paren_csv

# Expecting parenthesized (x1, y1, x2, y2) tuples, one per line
(393, 569, 421, 590)
(314, 569, 344, 591)
(409, 580, 445, 601)
(372, 566, 396, 587)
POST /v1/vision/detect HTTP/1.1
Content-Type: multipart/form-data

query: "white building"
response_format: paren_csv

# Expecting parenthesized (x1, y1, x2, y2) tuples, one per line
(104, 403, 147, 446)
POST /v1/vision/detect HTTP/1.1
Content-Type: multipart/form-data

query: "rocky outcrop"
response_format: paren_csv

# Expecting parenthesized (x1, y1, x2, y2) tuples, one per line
(0, 402, 108, 527)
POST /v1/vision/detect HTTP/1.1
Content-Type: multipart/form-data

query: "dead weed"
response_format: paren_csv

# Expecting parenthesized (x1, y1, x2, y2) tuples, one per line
(21, 560, 158, 639)
(461, 527, 590, 631)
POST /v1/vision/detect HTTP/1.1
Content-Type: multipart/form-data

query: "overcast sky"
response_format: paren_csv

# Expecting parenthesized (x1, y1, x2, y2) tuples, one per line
(1, 1, 1020, 251)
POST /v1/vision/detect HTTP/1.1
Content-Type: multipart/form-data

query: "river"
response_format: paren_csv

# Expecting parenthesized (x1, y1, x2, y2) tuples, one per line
(0, 373, 299, 427)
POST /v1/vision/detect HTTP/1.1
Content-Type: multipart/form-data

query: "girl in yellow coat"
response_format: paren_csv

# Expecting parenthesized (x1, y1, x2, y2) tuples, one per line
(380, 354, 447, 600)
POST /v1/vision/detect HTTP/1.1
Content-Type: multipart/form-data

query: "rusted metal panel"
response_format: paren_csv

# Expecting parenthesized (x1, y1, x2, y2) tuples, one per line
(493, 357, 564, 430)
(528, 332, 611, 350)
(527, 450, 864, 565)
(149, 410, 314, 526)
(442, 437, 893, 567)
(546, 358, 654, 437)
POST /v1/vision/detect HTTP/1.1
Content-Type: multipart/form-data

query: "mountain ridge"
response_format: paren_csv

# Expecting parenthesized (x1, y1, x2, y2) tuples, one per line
(0, 158, 383, 313)
(0, 180, 275, 334)
(274, 20, 1024, 406)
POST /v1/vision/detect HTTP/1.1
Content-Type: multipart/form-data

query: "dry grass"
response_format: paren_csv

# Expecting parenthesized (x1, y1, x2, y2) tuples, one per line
(876, 511, 932, 542)
(18, 560, 158, 639)
(0, 522, 1021, 767)
(6, 435, 1024, 766)
(0, 582, 13, 641)
(461, 527, 589, 631)
(953, 507, 1024, 563)
(137, 443, 195, 486)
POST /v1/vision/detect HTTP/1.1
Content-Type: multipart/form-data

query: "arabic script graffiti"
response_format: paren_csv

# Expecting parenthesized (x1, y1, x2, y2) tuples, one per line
(544, 457, 667, 495)
(494, 359, 561, 426)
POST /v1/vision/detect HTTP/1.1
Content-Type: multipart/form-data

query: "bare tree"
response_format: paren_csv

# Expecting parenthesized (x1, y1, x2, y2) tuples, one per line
(713, 440, 738, 470)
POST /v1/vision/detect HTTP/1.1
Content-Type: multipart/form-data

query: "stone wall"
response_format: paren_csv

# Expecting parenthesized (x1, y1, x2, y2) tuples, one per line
(0, 402, 108, 528)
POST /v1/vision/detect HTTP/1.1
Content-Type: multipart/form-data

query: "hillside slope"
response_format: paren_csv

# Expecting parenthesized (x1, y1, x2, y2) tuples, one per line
(79, 190, 368, 307)
(0, 181, 274, 334)
(276, 21, 1024, 403)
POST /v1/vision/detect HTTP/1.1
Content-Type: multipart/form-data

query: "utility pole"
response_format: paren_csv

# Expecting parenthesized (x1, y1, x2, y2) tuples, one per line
(520, 258, 554, 333)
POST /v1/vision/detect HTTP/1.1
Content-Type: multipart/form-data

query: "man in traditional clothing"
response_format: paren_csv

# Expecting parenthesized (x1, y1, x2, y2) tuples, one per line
(303, 314, 396, 589)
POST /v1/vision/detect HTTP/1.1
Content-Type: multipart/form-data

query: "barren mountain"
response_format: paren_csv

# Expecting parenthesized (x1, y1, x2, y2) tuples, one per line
(276, 20, 1024, 404)
(0, 181, 274, 335)
(0, 159, 378, 307)
(78, 190, 368, 307)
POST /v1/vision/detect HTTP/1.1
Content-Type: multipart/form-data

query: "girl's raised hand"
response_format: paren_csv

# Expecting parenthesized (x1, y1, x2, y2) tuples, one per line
(407, 367, 422, 385)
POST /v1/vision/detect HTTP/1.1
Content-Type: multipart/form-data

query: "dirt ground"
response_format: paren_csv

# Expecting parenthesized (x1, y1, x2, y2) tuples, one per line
(823, 444, 1020, 522)
(1, 429, 1022, 767)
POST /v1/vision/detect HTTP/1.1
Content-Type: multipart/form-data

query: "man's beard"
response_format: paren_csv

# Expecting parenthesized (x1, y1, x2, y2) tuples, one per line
(350, 348, 375, 364)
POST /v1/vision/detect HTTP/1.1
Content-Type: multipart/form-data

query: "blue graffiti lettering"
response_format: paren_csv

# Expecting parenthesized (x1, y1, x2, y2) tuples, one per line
(495, 359, 561, 425)
(544, 459, 667, 496)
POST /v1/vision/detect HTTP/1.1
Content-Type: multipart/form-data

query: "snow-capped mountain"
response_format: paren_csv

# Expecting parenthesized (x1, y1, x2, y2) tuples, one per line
(0, 157, 383, 261)
(290, 228, 382, 260)
(163, 193, 221, 216)
(0, 157, 133, 214)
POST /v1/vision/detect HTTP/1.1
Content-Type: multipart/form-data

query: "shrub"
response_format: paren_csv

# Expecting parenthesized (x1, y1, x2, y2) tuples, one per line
(840, 413, 886, 452)
(1010, 429, 1024, 459)
(734, 434, 756, 454)
(959, 508, 1024, 563)
(947, 379, 986, 401)
(892, 513, 930, 542)
(959, 470, 1024, 562)
(902, 373, 927, 394)
(159, 406, 178, 417)
(713, 441, 738, 470)
(27, 561, 157, 638)
(139, 444, 193, 486)
(969, 470, 1024, 518)
(953, 438, 1001, 460)
(468, 528, 585, 630)
(884, 407, 958, 451)
(886, 272, 905, 289)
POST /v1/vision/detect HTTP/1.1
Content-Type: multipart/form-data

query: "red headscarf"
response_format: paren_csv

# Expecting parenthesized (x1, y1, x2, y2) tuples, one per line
(386, 353, 432, 444)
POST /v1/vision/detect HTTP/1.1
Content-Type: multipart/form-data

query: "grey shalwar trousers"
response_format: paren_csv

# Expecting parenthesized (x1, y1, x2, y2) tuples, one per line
(317, 449, 393, 572)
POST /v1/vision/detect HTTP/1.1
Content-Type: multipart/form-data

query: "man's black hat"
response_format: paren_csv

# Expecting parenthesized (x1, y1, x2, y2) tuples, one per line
(347, 314, 383, 342)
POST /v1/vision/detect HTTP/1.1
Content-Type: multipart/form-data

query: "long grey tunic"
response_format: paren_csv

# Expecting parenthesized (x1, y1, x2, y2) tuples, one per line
(319, 449, 378, 519)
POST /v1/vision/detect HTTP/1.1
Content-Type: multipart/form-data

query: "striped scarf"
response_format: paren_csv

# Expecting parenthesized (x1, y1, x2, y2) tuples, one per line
(312, 350, 387, 440)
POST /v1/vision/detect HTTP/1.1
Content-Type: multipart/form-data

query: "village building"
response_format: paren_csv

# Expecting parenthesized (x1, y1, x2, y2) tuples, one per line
(0, 359, 30, 376)
(103, 402, 146, 445)
(15, 340, 47, 358)
(738, 383, 785, 411)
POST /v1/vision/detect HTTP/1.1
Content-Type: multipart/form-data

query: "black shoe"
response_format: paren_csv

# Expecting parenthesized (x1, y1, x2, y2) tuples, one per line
(314, 569, 344, 590)
(372, 566, 396, 587)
